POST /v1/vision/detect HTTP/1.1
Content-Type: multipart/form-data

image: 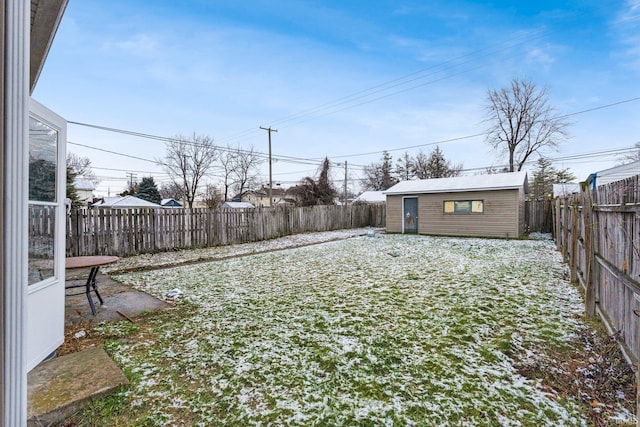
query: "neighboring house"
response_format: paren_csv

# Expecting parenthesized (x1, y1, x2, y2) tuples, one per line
(233, 187, 286, 207)
(553, 183, 581, 198)
(352, 191, 386, 204)
(222, 201, 255, 209)
(160, 198, 183, 208)
(91, 195, 161, 208)
(274, 197, 297, 207)
(586, 160, 640, 189)
(384, 172, 529, 238)
(73, 177, 95, 204)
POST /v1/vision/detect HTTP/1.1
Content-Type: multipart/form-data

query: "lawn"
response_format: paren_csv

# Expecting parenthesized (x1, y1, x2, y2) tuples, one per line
(82, 233, 633, 426)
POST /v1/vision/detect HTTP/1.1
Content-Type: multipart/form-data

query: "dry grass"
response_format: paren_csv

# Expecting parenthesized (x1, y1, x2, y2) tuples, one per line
(513, 320, 636, 426)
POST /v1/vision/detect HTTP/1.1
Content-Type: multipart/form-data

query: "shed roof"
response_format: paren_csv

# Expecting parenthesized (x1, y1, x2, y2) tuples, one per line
(91, 195, 161, 208)
(384, 171, 528, 195)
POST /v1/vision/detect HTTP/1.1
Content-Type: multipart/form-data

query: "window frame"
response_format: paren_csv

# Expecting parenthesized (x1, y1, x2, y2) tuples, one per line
(27, 100, 66, 291)
(443, 199, 484, 215)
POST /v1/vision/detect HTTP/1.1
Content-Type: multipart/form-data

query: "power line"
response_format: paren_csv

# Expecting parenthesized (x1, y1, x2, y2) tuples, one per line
(211, 2, 621, 144)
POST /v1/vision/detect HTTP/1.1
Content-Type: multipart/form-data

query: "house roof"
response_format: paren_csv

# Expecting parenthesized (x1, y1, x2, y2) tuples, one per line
(73, 177, 95, 191)
(590, 160, 640, 187)
(384, 172, 529, 195)
(91, 195, 161, 208)
(353, 191, 386, 203)
(161, 198, 182, 207)
(222, 201, 255, 209)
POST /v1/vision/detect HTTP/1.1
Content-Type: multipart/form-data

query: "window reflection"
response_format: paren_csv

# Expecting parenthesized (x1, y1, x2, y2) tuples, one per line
(28, 116, 58, 285)
(28, 205, 56, 285)
(29, 116, 57, 202)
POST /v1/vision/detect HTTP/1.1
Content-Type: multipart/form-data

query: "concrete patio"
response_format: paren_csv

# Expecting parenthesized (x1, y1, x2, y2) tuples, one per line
(27, 271, 169, 425)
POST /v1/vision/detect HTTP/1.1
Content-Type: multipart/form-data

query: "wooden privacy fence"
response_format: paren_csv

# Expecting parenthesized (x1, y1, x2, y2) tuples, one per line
(554, 175, 640, 366)
(63, 204, 386, 257)
(525, 199, 553, 233)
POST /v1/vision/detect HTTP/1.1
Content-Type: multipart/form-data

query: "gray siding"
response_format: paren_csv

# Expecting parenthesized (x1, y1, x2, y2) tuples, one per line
(386, 195, 403, 233)
(386, 189, 524, 238)
(518, 186, 526, 235)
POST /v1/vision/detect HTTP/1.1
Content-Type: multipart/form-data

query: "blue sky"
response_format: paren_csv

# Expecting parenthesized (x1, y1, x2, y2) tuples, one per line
(34, 0, 640, 196)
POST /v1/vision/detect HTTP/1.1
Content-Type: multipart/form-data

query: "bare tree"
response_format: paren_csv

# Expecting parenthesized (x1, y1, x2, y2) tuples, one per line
(484, 78, 571, 172)
(202, 183, 224, 209)
(412, 151, 430, 179)
(67, 152, 98, 184)
(159, 181, 186, 201)
(412, 147, 461, 179)
(163, 134, 218, 208)
(618, 141, 640, 165)
(231, 145, 264, 197)
(218, 145, 238, 201)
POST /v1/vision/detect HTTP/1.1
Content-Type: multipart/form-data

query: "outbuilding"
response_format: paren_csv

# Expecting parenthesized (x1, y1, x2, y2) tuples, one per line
(384, 171, 528, 238)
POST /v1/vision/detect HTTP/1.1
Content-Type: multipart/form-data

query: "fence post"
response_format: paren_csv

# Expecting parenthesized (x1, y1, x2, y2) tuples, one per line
(570, 200, 579, 283)
(582, 189, 597, 318)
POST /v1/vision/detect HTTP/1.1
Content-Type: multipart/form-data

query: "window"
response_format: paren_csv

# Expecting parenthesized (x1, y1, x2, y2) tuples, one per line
(27, 104, 65, 286)
(444, 200, 484, 214)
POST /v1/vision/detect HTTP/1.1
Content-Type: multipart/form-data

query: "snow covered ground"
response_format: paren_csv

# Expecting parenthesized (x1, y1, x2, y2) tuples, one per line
(102, 228, 374, 274)
(98, 232, 631, 425)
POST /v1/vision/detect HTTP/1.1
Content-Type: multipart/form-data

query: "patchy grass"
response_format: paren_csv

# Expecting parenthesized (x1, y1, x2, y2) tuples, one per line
(68, 233, 635, 426)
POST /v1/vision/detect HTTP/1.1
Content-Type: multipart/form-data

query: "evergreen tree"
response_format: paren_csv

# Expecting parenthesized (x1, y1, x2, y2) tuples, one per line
(362, 151, 398, 190)
(413, 147, 462, 179)
(529, 157, 576, 200)
(395, 151, 414, 181)
(119, 182, 139, 197)
(66, 166, 82, 207)
(136, 176, 162, 204)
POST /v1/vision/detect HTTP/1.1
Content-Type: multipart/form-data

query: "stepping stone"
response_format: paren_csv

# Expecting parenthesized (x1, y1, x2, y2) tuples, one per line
(27, 347, 128, 426)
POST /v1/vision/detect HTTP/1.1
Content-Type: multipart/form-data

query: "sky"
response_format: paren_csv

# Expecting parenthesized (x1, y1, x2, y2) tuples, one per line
(33, 0, 640, 197)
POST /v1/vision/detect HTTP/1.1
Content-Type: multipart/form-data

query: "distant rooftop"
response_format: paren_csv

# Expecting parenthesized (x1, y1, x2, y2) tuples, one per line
(352, 191, 386, 203)
(91, 195, 161, 208)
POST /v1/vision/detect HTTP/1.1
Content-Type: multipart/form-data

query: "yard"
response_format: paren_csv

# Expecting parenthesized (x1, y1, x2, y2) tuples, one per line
(72, 233, 635, 426)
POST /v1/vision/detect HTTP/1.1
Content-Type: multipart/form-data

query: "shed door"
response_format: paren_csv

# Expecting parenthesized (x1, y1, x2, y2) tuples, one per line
(403, 197, 418, 233)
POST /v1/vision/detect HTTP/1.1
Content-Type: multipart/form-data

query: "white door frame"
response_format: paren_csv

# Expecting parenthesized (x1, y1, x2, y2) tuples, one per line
(3, 0, 30, 424)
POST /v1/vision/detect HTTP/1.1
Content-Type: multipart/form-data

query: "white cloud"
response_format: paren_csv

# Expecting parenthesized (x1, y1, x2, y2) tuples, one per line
(526, 48, 555, 67)
(612, 0, 640, 71)
(113, 33, 160, 55)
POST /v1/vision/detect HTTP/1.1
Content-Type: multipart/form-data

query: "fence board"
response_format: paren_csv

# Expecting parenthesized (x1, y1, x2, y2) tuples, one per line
(554, 176, 640, 366)
(51, 204, 385, 258)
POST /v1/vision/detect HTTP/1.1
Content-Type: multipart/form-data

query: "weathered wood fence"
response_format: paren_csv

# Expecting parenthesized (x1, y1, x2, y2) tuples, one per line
(62, 204, 386, 257)
(525, 199, 553, 233)
(554, 175, 640, 366)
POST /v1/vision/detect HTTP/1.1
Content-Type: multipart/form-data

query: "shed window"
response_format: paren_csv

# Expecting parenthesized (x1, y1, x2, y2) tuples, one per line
(444, 200, 484, 214)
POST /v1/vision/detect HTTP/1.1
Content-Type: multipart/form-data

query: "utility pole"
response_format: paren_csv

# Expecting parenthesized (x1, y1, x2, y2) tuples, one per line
(125, 172, 137, 192)
(343, 161, 348, 205)
(259, 126, 277, 206)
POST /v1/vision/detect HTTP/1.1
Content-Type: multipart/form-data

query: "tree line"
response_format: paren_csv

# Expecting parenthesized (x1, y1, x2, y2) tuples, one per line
(66, 77, 639, 208)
